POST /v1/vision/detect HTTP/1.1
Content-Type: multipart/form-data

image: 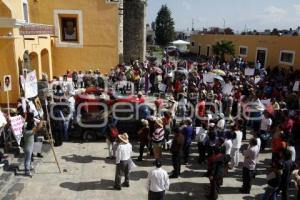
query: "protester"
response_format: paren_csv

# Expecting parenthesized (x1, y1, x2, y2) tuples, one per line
(230, 123, 243, 168)
(169, 127, 184, 178)
(114, 133, 132, 190)
(262, 161, 283, 200)
(278, 149, 294, 200)
(137, 119, 150, 161)
(152, 118, 165, 160)
(182, 118, 193, 164)
(147, 160, 170, 200)
(240, 138, 259, 194)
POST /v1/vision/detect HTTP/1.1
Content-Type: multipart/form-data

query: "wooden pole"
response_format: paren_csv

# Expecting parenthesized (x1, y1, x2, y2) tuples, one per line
(45, 98, 62, 174)
(6, 90, 10, 117)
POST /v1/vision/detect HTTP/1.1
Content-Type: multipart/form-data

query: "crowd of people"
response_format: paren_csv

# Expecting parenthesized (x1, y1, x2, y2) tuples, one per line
(1, 52, 300, 199)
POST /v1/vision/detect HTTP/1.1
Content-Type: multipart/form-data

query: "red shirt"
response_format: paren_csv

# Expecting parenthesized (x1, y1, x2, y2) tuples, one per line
(198, 100, 206, 117)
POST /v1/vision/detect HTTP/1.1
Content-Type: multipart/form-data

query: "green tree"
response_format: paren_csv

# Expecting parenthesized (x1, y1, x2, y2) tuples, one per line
(212, 40, 235, 62)
(155, 5, 175, 46)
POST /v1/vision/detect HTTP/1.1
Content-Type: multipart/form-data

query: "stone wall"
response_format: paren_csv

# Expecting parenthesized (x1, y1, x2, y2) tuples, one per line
(123, 0, 146, 64)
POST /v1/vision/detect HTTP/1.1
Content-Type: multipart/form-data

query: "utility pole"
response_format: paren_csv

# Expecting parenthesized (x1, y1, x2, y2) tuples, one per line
(222, 18, 226, 35)
(192, 18, 194, 31)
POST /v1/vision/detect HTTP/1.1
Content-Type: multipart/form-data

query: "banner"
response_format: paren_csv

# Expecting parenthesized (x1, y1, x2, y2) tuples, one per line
(25, 70, 38, 99)
(203, 73, 215, 84)
(10, 115, 25, 145)
(158, 83, 167, 92)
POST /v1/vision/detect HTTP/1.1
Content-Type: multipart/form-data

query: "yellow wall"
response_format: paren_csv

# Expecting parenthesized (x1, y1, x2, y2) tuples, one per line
(1, 0, 24, 19)
(190, 34, 300, 69)
(28, 0, 120, 76)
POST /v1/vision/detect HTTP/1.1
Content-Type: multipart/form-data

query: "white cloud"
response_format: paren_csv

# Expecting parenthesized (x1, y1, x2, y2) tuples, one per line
(293, 4, 300, 15)
(181, 1, 192, 11)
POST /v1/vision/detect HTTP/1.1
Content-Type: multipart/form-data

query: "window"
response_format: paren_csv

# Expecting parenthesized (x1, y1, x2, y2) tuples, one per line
(54, 10, 83, 48)
(191, 42, 195, 47)
(22, 0, 29, 23)
(239, 46, 248, 56)
(280, 50, 295, 65)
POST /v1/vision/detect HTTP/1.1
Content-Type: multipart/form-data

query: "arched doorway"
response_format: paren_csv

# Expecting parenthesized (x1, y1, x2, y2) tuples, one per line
(29, 52, 39, 78)
(41, 49, 50, 80)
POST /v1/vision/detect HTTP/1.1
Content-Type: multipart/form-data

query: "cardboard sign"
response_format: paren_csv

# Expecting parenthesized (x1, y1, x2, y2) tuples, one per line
(25, 70, 38, 99)
(203, 73, 215, 84)
(3, 75, 12, 91)
(10, 115, 25, 145)
(261, 99, 271, 106)
(254, 77, 261, 84)
(245, 68, 255, 76)
(293, 81, 299, 91)
(222, 83, 233, 95)
(158, 83, 167, 92)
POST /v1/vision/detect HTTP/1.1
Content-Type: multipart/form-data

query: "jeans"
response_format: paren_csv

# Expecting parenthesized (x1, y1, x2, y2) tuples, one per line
(262, 186, 277, 200)
(171, 153, 181, 176)
(198, 142, 206, 164)
(24, 130, 34, 173)
(230, 148, 240, 167)
(242, 167, 255, 193)
(114, 160, 130, 187)
(63, 120, 70, 141)
(106, 139, 116, 157)
(183, 144, 191, 163)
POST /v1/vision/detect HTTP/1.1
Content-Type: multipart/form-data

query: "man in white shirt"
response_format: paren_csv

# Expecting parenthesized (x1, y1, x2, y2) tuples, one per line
(147, 160, 170, 200)
(259, 112, 272, 151)
(114, 133, 132, 190)
(224, 133, 233, 156)
(240, 138, 259, 194)
(230, 125, 243, 168)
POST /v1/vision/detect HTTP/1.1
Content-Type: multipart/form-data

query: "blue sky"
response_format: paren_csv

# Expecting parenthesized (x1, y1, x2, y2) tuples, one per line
(147, 0, 300, 32)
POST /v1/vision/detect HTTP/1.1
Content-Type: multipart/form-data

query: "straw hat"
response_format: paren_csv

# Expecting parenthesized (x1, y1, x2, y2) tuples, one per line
(155, 118, 163, 128)
(118, 133, 129, 144)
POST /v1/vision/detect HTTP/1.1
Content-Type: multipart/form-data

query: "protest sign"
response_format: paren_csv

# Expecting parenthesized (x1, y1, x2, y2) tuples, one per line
(203, 73, 215, 84)
(245, 68, 255, 76)
(261, 99, 271, 106)
(25, 70, 38, 99)
(10, 115, 24, 145)
(0, 111, 7, 128)
(254, 77, 261, 84)
(3, 75, 12, 91)
(293, 81, 299, 91)
(158, 83, 167, 92)
(222, 83, 233, 95)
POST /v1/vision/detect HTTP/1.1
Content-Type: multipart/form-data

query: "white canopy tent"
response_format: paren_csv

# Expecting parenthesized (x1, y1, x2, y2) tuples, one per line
(169, 40, 190, 53)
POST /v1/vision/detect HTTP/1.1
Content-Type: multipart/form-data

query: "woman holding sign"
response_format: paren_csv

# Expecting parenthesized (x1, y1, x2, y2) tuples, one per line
(23, 108, 44, 177)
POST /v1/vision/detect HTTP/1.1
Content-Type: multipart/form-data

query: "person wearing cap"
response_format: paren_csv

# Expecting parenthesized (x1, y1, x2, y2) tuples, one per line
(137, 119, 150, 161)
(147, 160, 170, 200)
(114, 133, 132, 190)
(152, 118, 165, 160)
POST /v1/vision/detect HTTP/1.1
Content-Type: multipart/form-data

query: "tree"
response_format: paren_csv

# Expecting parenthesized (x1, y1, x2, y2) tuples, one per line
(155, 5, 175, 46)
(271, 28, 280, 36)
(212, 40, 235, 62)
(224, 28, 234, 35)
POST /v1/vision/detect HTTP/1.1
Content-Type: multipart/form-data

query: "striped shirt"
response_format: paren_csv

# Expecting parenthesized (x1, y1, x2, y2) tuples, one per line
(152, 128, 165, 142)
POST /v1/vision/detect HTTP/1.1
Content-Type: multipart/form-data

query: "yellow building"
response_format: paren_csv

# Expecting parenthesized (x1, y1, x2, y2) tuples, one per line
(0, 0, 121, 104)
(190, 34, 300, 70)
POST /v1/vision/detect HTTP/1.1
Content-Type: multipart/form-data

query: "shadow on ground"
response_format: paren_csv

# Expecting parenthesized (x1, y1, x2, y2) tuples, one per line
(60, 179, 115, 191)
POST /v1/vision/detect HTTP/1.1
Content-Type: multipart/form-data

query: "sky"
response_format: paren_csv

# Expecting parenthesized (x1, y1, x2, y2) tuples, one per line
(147, 0, 300, 32)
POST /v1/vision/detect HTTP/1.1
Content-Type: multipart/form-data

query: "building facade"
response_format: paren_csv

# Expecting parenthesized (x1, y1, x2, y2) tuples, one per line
(190, 34, 300, 69)
(0, 0, 121, 104)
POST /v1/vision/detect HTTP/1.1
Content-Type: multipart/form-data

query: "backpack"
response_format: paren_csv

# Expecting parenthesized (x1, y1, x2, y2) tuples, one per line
(110, 127, 119, 138)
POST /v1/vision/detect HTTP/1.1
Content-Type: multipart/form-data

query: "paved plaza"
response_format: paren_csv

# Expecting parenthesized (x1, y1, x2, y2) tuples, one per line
(3, 139, 295, 200)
